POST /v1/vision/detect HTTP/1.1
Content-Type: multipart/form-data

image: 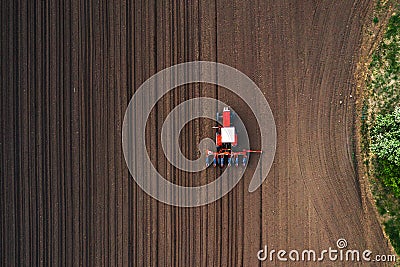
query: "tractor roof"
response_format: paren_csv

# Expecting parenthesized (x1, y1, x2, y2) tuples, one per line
(221, 127, 235, 143)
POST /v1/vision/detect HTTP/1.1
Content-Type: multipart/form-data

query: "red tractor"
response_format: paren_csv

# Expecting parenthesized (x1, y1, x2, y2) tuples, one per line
(206, 107, 262, 167)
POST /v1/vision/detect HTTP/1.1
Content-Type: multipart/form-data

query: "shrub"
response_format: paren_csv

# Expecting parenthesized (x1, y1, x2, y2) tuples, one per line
(371, 107, 400, 197)
(371, 107, 400, 166)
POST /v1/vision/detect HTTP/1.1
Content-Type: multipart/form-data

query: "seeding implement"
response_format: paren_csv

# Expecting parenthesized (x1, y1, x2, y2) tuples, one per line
(206, 107, 262, 167)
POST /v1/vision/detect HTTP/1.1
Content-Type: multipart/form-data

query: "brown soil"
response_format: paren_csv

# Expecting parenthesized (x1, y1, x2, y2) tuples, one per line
(1, 0, 394, 266)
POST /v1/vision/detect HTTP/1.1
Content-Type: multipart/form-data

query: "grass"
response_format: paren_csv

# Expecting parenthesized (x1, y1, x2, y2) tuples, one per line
(362, 2, 400, 257)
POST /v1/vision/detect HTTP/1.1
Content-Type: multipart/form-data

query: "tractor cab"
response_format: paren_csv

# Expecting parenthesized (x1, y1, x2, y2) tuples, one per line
(216, 107, 238, 148)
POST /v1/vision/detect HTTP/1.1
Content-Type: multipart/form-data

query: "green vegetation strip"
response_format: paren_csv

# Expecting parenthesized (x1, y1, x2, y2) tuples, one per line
(363, 7, 400, 255)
